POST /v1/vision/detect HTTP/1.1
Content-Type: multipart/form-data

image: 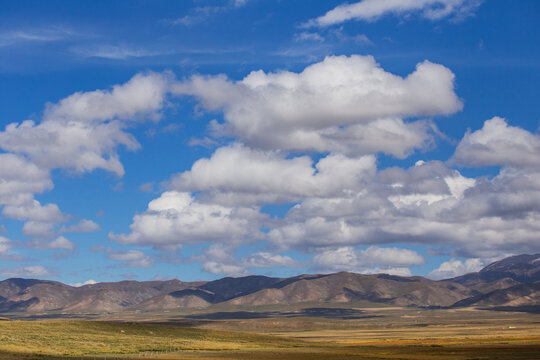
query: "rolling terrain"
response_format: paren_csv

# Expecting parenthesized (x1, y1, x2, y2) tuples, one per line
(0, 254, 538, 315)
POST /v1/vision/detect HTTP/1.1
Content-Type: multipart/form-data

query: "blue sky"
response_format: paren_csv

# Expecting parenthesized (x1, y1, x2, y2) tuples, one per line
(0, 0, 539, 285)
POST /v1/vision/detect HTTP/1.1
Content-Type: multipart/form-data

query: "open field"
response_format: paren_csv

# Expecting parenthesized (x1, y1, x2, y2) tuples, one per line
(0, 307, 539, 359)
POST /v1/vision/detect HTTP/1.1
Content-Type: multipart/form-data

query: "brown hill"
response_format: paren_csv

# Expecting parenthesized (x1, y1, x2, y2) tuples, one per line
(452, 282, 540, 309)
(449, 254, 540, 287)
(1, 254, 539, 314)
(223, 272, 472, 307)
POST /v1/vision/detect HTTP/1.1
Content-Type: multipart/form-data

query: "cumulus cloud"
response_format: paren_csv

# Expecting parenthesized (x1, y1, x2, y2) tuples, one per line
(2, 200, 68, 223)
(308, 0, 483, 27)
(451, 117, 540, 168)
(0, 236, 11, 254)
(0, 72, 174, 254)
(267, 157, 540, 258)
(1, 265, 55, 278)
(22, 221, 56, 238)
(0, 154, 52, 206)
(61, 219, 100, 233)
(170, 144, 376, 205)
(107, 249, 153, 268)
(312, 246, 424, 275)
(199, 244, 249, 276)
(242, 252, 301, 268)
(0, 72, 172, 177)
(198, 244, 301, 276)
(110, 191, 265, 248)
(173, 55, 462, 156)
(0, 154, 58, 227)
(43, 72, 171, 124)
(47, 236, 75, 250)
(428, 258, 484, 279)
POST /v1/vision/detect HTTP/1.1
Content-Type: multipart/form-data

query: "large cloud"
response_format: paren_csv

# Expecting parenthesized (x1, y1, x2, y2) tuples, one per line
(110, 191, 265, 248)
(0, 72, 172, 177)
(43, 72, 172, 124)
(428, 258, 485, 279)
(268, 158, 540, 258)
(198, 243, 301, 276)
(107, 249, 153, 268)
(173, 55, 462, 156)
(1, 265, 55, 278)
(0, 236, 11, 255)
(170, 144, 376, 205)
(0, 72, 173, 247)
(0, 153, 52, 206)
(312, 246, 425, 275)
(451, 117, 540, 168)
(308, 0, 483, 27)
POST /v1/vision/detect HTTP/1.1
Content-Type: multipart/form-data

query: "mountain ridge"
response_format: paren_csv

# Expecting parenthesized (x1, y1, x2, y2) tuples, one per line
(1, 253, 538, 314)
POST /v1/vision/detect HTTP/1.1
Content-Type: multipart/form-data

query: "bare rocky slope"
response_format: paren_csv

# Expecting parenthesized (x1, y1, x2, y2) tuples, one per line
(0, 254, 538, 314)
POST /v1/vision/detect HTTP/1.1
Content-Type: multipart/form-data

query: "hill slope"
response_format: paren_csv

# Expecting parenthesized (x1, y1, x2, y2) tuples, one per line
(1, 254, 539, 314)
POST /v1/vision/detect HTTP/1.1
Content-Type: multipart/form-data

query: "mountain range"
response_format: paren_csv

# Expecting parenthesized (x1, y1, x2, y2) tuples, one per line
(1, 254, 538, 314)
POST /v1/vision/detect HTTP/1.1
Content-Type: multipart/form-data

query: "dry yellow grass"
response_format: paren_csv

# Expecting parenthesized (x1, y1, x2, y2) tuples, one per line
(0, 308, 539, 359)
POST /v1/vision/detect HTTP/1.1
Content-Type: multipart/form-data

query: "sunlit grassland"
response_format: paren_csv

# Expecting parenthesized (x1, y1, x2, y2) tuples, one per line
(0, 320, 299, 358)
(0, 308, 539, 359)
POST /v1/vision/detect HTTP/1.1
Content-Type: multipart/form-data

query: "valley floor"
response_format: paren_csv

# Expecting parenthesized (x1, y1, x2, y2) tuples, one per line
(1, 306, 539, 359)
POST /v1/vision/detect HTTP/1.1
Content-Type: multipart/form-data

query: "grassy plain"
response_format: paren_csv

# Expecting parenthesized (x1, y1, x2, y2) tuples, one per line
(0, 306, 539, 359)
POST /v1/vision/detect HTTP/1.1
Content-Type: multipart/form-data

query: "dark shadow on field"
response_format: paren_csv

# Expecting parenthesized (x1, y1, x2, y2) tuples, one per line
(479, 305, 540, 314)
(3, 344, 540, 360)
(184, 307, 383, 320)
(8, 313, 98, 320)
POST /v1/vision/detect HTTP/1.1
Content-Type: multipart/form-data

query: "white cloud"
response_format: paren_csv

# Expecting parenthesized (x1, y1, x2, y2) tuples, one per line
(62, 219, 100, 233)
(199, 244, 249, 276)
(308, 0, 483, 27)
(267, 156, 540, 258)
(71, 44, 166, 60)
(170, 144, 376, 205)
(312, 246, 424, 274)
(48, 236, 75, 250)
(70, 279, 97, 287)
(110, 191, 265, 248)
(428, 258, 484, 279)
(0, 27, 74, 47)
(44, 72, 172, 123)
(242, 252, 301, 268)
(0, 72, 172, 177)
(0, 72, 174, 248)
(107, 249, 153, 268)
(451, 117, 540, 168)
(0, 236, 11, 254)
(361, 267, 413, 276)
(0, 154, 52, 207)
(173, 55, 462, 156)
(172, 1, 248, 27)
(1, 265, 54, 278)
(294, 32, 325, 42)
(202, 261, 248, 276)
(22, 221, 56, 238)
(2, 200, 68, 223)
(197, 244, 300, 276)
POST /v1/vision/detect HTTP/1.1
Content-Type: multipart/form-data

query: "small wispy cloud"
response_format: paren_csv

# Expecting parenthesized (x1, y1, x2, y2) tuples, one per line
(70, 44, 167, 60)
(1, 265, 56, 278)
(172, 6, 223, 26)
(170, 0, 250, 27)
(306, 0, 484, 27)
(293, 32, 325, 43)
(0, 27, 75, 47)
